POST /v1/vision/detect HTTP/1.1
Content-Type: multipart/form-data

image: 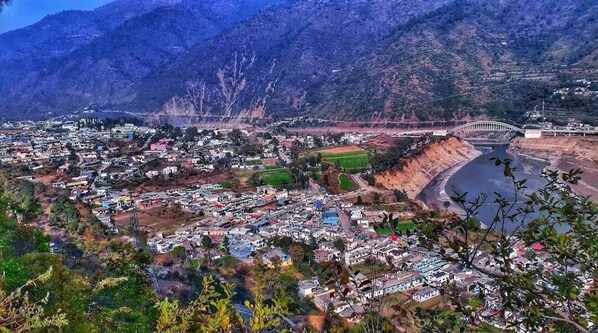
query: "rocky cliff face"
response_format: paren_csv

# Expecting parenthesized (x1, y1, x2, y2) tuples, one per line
(375, 137, 479, 198)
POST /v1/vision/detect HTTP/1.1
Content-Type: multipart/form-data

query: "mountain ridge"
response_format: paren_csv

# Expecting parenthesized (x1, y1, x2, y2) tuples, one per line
(0, 0, 596, 122)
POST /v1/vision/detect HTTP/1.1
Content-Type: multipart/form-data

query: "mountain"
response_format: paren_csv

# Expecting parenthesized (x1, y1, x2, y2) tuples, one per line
(135, 0, 457, 120)
(0, 0, 285, 118)
(0, 0, 174, 62)
(0, 0, 596, 121)
(309, 0, 598, 121)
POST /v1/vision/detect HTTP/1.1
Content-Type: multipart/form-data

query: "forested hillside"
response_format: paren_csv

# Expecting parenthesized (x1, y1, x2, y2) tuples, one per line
(0, 0, 596, 122)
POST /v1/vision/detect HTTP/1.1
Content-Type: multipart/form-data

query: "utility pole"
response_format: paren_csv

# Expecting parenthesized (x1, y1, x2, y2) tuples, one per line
(128, 210, 140, 249)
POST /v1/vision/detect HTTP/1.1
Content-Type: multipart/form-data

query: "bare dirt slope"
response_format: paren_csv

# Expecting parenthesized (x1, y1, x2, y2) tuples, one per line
(510, 137, 598, 198)
(375, 137, 480, 198)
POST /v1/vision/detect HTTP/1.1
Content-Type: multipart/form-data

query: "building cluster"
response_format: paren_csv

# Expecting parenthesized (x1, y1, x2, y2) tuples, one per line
(0, 119, 577, 331)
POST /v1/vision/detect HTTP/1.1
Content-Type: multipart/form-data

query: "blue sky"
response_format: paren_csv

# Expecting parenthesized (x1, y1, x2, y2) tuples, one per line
(0, 0, 113, 33)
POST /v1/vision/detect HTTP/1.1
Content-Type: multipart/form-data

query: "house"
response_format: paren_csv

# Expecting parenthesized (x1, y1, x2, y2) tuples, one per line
(322, 209, 340, 226)
(298, 279, 321, 297)
(162, 166, 178, 175)
(344, 247, 371, 266)
(229, 243, 253, 261)
(412, 287, 440, 302)
(150, 140, 169, 151)
(146, 170, 159, 178)
(262, 247, 292, 268)
(52, 182, 66, 189)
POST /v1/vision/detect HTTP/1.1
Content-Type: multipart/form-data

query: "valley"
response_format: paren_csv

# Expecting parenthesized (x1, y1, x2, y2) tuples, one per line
(1, 0, 597, 332)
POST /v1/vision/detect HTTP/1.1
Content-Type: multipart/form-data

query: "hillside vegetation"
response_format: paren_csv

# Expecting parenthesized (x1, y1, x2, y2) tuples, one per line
(0, 0, 596, 122)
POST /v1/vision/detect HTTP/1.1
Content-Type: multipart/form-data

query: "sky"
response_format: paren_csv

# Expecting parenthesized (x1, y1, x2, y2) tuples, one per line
(0, 0, 113, 33)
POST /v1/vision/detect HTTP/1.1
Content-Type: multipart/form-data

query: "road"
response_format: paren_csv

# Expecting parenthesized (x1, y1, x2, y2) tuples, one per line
(141, 133, 156, 150)
(336, 205, 354, 238)
(351, 173, 376, 193)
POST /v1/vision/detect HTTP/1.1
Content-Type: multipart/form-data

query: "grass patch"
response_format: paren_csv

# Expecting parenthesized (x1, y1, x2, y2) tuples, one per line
(322, 152, 370, 173)
(219, 180, 236, 189)
(469, 297, 483, 309)
(258, 168, 294, 187)
(217, 255, 241, 267)
(245, 159, 262, 166)
(339, 173, 358, 191)
(376, 221, 415, 235)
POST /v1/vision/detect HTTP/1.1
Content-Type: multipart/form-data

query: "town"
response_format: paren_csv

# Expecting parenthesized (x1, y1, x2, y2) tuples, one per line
(1, 117, 592, 331)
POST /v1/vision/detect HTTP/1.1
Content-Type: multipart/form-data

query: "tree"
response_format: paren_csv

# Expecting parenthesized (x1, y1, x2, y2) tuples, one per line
(383, 161, 598, 332)
(50, 196, 80, 233)
(171, 246, 187, 261)
(0, 0, 11, 12)
(288, 245, 305, 268)
(200, 236, 213, 250)
(393, 189, 408, 202)
(271, 236, 293, 251)
(0, 267, 68, 332)
(154, 275, 290, 333)
(333, 238, 345, 252)
(248, 173, 263, 187)
(183, 127, 198, 142)
(356, 195, 363, 205)
(220, 236, 230, 254)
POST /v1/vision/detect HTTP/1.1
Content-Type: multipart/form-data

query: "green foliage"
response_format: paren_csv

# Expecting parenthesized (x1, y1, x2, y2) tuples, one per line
(50, 196, 81, 233)
(370, 136, 434, 173)
(5, 180, 43, 223)
(247, 173, 264, 187)
(320, 151, 370, 173)
(154, 275, 291, 333)
(200, 236, 213, 250)
(393, 189, 408, 202)
(411, 162, 597, 332)
(171, 246, 187, 261)
(338, 173, 358, 191)
(183, 126, 198, 142)
(227, 129, 246, 146)
(333, 239, 345, 252)
(0, 267, 68, 333)
(256, 168, 294, 188)
(374, 219, 415, 236)
(217, 255, 240, 268)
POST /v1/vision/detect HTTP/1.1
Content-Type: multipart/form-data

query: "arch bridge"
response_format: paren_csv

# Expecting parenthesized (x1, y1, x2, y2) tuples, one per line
(448, 121, 525, 135)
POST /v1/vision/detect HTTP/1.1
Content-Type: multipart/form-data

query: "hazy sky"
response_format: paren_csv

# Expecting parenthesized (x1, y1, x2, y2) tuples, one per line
(0, 0, 113, 33)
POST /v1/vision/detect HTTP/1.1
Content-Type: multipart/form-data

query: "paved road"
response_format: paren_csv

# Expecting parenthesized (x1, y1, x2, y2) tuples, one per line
(336, 205, 354, 238)
(141, 133, 156, 150)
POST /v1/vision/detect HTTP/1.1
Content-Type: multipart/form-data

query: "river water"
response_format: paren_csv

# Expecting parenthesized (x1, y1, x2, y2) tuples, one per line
(419, 144, 550, 232)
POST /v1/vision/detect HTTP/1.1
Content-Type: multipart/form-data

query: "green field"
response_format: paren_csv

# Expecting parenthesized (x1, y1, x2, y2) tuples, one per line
(339, 173, 358, 191)
(245, 159, 263, 166)
(258, 168, 294, 187)
(320, 151, 370, 172)
(375, 221, 416, 235)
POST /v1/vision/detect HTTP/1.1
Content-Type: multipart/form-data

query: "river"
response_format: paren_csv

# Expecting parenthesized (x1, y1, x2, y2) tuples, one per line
(418, 144, 550, 232)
